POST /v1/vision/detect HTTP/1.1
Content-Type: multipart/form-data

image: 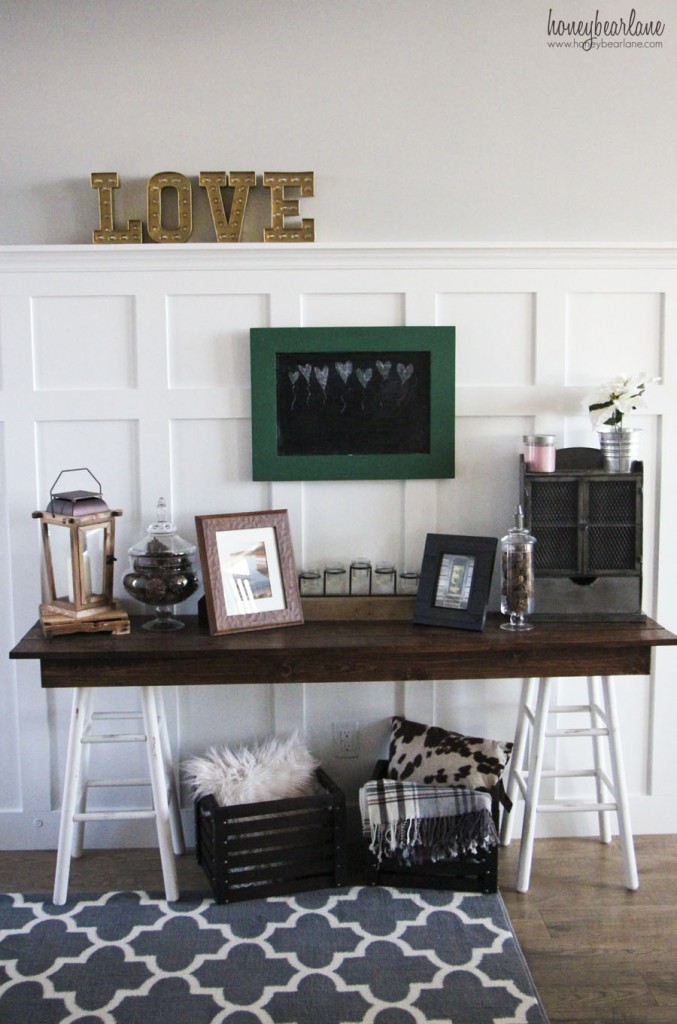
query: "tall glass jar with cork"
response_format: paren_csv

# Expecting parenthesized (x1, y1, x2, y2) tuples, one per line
(500, 505, 535, 631)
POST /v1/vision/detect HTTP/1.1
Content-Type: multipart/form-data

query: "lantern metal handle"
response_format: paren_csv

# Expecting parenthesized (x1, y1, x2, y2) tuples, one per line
(49, 468, 102, 500)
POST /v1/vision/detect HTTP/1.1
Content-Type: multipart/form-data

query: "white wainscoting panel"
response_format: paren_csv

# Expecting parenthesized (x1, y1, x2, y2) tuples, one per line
(170, 418, 268, 530)
(32, 294, 137, 391)
(167, 293, 268, 389)
(436, 292, 535, 386)
(301, 479, 404, 569)
(301, 291, 405, 327)
(1, 244, 677, 851)
(565, 291, 663, 384)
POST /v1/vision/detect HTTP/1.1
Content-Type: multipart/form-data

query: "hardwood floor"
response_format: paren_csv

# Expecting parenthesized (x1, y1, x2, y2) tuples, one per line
(500, 835, 677, 1024)
(1, 834, 675, 1023)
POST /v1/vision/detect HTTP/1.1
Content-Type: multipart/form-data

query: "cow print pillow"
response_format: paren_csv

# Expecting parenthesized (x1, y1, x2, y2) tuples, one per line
(387, 715, 513, 792)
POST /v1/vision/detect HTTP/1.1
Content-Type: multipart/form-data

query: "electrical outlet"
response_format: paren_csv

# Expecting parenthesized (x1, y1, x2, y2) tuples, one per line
(333, 720, 359, 758)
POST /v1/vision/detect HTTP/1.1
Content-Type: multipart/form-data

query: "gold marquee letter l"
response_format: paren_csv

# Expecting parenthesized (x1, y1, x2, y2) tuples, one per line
(90, 172, 143, 244)
(263, 172, 314, 242)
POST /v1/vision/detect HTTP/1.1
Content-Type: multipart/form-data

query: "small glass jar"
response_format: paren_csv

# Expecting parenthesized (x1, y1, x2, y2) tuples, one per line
(398, 569, 420, 595)
(500, 505, 536, 631)
(372, 562, 396, 595)
(349, 558, 372, 595)
(523, 434, 556, 473)
(298, 569, 322, 597)
(323, 563, 347, 595)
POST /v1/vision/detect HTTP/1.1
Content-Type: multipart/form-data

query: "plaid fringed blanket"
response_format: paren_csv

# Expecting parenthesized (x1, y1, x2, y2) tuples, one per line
(360, 778, 498, 866)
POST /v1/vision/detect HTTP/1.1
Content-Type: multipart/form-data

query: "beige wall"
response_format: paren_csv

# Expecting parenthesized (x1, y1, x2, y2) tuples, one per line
(0, 0, 674, 245)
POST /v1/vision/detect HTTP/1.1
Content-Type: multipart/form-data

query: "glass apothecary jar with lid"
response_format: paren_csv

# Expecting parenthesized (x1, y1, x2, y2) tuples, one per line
(122, 497, 199, 631)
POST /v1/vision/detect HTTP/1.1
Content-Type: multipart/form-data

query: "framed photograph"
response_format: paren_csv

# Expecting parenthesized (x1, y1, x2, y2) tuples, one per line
(250, 326, 455, 480)
(195, 510, 303, 635)
(413, 534, 498, 631)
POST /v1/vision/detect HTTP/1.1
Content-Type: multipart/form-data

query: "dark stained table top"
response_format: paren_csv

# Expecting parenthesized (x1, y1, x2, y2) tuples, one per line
(10, 614, 677, 688)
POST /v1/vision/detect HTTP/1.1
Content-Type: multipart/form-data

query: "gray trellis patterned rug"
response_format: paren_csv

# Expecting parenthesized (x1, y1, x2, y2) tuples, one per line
(0, 886, 549, 1023)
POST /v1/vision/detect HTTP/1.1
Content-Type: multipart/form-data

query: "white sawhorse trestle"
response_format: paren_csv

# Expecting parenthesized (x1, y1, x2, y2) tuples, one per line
(53, 686, 185, 905)
(500, 675, 639, 894)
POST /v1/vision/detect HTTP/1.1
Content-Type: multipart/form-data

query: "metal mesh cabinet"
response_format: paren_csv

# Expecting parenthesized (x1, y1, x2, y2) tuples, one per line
(520, 448, 643, 620)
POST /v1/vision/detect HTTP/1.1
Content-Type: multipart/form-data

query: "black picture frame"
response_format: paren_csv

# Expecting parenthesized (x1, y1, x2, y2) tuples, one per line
(413, 534, 498, 631)
(250, 326, 455, 481)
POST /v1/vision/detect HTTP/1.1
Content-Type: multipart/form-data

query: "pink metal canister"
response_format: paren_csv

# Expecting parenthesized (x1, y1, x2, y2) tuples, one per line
(523, 434, 556, 472)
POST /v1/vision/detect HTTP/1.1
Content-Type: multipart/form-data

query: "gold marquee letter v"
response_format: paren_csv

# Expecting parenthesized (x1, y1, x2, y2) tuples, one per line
(199, 171, 256, 243)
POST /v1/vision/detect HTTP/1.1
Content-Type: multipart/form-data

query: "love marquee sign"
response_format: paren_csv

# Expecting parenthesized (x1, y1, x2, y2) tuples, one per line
(91, 170, 314, 244)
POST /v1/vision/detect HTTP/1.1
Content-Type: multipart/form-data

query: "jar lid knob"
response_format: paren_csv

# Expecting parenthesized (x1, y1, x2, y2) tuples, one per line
(149, 497, 176, 534)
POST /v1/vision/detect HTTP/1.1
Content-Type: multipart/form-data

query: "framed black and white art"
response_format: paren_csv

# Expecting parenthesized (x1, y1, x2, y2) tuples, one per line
(250, 326, 455, 481)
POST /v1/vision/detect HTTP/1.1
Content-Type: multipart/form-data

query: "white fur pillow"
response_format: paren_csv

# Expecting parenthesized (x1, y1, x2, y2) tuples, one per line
(182, 732, 320, 807)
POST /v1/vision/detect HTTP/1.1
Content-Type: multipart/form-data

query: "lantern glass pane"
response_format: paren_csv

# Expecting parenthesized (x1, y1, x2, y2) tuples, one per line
(45, 522, 72, 601)
(83, 526, 105, 597)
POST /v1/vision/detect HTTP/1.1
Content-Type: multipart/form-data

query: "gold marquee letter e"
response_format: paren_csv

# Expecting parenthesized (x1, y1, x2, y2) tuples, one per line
(263, 172, 314, 242)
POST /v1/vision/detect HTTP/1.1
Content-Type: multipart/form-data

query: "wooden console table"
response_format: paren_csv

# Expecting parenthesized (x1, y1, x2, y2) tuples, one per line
(11, 613, 676, 687)
(10, 613, 677, 902)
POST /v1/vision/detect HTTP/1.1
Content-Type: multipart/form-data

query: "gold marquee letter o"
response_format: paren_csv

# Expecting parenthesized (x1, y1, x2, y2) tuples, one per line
(147, 172, 193, 243)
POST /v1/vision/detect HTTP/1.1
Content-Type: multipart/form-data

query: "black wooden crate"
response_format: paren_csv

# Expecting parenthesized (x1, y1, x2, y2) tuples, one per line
(195, 767, 347, 903)
(364, 761, 499, 894)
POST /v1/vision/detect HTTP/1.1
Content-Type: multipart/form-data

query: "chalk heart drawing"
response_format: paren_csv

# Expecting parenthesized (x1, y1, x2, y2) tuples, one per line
(397, 362, 414, 384)
(288, 370, 300, 385)
(298, 363, 312, 383)
(356, 368, 373, 389)
(376, 360, 392, 379)
(336, 361, 353, 384)
(314, 366, 329, 389)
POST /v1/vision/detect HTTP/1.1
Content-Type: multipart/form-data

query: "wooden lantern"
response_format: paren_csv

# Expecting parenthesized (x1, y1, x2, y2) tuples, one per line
(33, 469, 130, 637)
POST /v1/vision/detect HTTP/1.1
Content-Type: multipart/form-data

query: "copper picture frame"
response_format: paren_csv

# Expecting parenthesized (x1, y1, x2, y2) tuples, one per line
(195, 509, 303, 635)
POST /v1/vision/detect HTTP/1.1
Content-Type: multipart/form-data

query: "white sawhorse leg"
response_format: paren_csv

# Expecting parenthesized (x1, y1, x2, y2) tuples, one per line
(154, 687, 186, 858)
(53, 686, 184, 905)
(516, 677, 553, 893)
(499, 677, 535, 847)
(501, 675, 639, 894)
(588, 675, 612, 846)
(140, 686, 181, 899)
(601, 675, 638, 891)
(54, 687, 92, 904)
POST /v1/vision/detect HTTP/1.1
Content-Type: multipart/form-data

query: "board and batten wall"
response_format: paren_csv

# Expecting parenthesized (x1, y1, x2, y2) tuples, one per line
(1, 243, 676, 850)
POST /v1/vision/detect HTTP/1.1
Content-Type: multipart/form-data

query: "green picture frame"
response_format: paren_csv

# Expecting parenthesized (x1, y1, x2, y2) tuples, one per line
(250, 326, 455, 481)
